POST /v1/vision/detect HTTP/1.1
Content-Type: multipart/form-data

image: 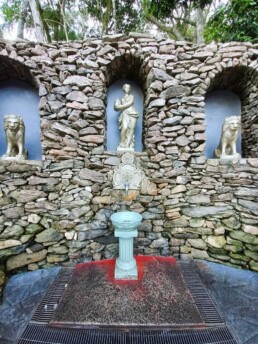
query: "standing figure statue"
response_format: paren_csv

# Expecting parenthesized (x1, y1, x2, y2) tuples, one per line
(114, 84, 139, 151)
(1, 114, 28, 160)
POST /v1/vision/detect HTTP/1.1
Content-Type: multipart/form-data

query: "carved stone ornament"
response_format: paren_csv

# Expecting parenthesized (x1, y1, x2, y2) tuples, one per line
(214, 115, 241, 159)
(113, 152, 142, 190)
(114, 84, 139, 152)
(1, 114, 28, 160)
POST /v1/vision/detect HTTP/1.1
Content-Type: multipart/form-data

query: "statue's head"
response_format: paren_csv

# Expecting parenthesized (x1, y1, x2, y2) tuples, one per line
(223, 116, 241, 132)
(123, 84, 131, 94)
(4, 114, 24, 133)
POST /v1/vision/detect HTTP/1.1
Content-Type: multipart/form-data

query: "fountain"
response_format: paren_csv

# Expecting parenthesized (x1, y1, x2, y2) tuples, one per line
(111, 210, 142, 279)
(111, 152, 143, 279)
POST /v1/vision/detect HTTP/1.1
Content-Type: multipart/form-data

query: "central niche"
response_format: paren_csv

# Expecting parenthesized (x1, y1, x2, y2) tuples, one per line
(106, 79, 143, 152)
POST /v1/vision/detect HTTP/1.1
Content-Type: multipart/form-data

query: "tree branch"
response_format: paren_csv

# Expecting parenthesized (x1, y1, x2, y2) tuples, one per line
(144, 12, 185, 40)
(59, 0, 69, 41)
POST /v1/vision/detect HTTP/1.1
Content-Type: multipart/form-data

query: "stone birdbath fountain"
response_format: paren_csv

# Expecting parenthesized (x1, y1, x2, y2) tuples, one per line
(112, 152, 143, 279)
(111, 211, 142, 279)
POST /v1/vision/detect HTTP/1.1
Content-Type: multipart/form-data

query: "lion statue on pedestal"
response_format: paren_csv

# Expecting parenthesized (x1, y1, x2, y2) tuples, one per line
(1, 114, 28, 160)
(214, 115, 241, 159)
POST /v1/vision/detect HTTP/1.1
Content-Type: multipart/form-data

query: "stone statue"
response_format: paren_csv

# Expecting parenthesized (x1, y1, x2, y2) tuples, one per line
(1, 114, 28, 160)
(114, 84, 139, 151)
(214, 115, 241, 159)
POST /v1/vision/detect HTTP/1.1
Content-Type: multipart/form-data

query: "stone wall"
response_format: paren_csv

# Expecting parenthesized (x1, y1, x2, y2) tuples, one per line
(0, 34, 258, 296)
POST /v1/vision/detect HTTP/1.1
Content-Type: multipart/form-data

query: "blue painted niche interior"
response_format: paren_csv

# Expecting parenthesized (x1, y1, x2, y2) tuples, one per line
(0, 79, 42, 160)
(205, 90, 241, 159)
(106, 79, 143, 152)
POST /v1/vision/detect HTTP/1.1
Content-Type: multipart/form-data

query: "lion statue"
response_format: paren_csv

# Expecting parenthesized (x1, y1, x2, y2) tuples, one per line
(214, 115, 241, 159)
(1, 114, 28, 160)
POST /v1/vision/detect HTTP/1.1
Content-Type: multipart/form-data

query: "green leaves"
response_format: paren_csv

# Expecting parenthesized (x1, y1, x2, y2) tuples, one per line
(1, 0, 22, 26)
(1, 0, 257, 43)
(204, 0, 258, 43)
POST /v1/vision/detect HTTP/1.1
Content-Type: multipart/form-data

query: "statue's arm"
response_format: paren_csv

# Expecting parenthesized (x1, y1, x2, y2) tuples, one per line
(115, 95, 134, 111)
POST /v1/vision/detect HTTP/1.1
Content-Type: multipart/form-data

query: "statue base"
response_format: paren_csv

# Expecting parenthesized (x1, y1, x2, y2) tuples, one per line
(117, 146, 134, 152)
(219, 153, 241, 160)
(0, 156, 27, 161)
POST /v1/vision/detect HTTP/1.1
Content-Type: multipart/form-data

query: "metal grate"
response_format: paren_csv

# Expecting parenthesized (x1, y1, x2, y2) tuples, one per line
(17, 324, 127, 344)
(31, 268, 73, 324)
(17, 324, 237, 344)
(179, 261, 224, 325)
(129, 327, 237, 344)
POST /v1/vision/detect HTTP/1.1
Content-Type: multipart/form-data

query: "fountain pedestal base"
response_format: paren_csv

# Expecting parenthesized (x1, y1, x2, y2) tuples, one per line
(114, 229, 138, 279)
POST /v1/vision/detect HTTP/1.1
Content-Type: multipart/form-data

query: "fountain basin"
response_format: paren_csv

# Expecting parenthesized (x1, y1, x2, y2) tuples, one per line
(111, 211, 142, 231)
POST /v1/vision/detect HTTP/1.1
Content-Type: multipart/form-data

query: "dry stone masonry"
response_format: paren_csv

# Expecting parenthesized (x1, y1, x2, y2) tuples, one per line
(0, 33, 258, 297)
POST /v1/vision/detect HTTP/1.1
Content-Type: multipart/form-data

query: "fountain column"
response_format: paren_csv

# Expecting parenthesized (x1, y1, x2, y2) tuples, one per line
(115, 227, 138, 279)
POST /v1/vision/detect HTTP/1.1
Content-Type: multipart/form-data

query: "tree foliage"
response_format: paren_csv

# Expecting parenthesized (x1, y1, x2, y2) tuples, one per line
(0, 0, 143, 41)
(84, 0, 143, 35)
(205, 0, 258, 43)
(0, 0, 257, 44)
(143, 0, 214, 43)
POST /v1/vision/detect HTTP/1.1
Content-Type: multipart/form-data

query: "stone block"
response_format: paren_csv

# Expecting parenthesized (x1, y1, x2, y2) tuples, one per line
(47, 254, 68, 263)
(191, 248, 209, 259)
(187, 194, 210, 204)
(35, 228, 64, 243)
(2, 207, 24, 219)
(0, 225, 24, 239)
(79, 168, 106, 183)
(250, 260, 258, 271)
(238, 199, 258, 215)
(6, 249, 47, 271)
(151, 238, 168, 248)
(242, 224, 258, 235)
(244, 250, 258, 261)
(230, 231, 258, 245)
(63, 75, 91, 87)
(182, 206, 231, 217)
(187, 238, 207, 250)
(222, 217, 241, 229)
(171, 185, 186, 194)
(206, 235, 226, 248)
(0, 239, 22, 249)
(11, 190, 46, 203)
(189, 218, 205, 228)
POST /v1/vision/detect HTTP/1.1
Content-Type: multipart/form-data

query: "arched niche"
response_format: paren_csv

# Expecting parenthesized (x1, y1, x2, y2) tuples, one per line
(205, 90, 241, 158)
(103, 53, 148, 153)
(204, 66, 258, 158)
(0, 79, 41, 160)
(106, 79, 143, 152)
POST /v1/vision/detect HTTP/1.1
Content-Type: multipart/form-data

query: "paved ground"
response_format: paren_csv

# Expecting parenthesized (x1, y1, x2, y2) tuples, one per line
(196, 261, 258, 344)
(0, 267, 60, 344)
(0, 260, 257, 344)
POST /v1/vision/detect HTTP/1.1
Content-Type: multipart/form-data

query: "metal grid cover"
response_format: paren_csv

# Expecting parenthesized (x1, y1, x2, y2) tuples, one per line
(31, 268, 73, 323)
(179, 261, 224, 325)
(17, 324, 237, 344)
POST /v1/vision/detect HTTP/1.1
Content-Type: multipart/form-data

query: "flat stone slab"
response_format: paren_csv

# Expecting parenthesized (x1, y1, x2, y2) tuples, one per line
(51, 256, 203, 327)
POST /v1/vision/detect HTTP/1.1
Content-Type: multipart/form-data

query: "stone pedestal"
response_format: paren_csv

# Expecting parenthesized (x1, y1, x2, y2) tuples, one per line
(111, 211, 142, 280)
(114, 228, 138, 279)
(117, 146, 134, 152)
(220, 153, 241, 160)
